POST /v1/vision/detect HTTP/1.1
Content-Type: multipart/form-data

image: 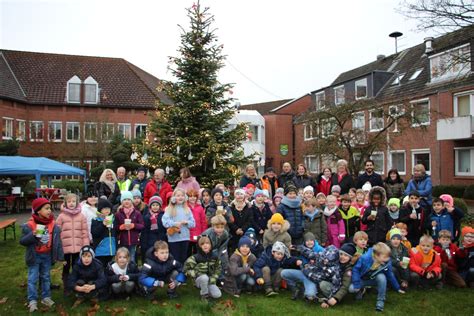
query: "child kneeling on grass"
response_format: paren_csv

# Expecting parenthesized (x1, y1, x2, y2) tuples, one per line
(140, 240, 183, 299)
(184, 236, 222, 302)
(106, 247, 140, 299)
(386, 228, 410, 290)
(21, 198, 64, 313)
(68, 246, 107, 308)
(350, 242, 404, 312)
(409, 235, 442, 289)
(224, 236, 257, 297)
(433, 229, 466, 288)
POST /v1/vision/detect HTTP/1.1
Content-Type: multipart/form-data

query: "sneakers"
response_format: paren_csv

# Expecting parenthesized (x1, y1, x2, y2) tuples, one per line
(304, 296, 315, 304)
(375, 300, 384, 312)
(41, 297, 55, 308)
(290, 286, 300, 300)
(28, 300, 38, 313)
(355, 288, 366, 300)
(265, 287, 278, 297)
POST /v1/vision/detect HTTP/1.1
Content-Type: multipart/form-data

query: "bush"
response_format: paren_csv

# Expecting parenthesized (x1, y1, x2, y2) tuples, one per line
(454, 197, 468, 214)
(463, 185, 474, 200)
(433, 185, 466, 198)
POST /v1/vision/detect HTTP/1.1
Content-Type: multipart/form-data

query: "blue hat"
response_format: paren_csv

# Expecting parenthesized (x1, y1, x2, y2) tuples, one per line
(254, 189, 269, 198)
(120, 191, 133, 203)
(131, 189, 142, 198)
(244, 228, 257, 240)
(238, 236, 252, 249)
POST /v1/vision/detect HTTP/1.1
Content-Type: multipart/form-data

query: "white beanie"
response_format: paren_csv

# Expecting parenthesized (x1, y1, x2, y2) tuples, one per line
(303, 186, 314, 193)
(362, 182, 372, 192)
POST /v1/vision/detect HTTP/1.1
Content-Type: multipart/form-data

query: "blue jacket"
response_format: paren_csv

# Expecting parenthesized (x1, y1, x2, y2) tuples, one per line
(277, 197, 304, 240)
(129, 178, 149, 195)
(351, 248, 400, 291)
(162, 205, 196, 243)
(405, 175, 432, 206)
(91, 217, 117, 257)
(253, 247, 298, 278)
(139, 248, 183, 287)
(428, 208, 463, 239)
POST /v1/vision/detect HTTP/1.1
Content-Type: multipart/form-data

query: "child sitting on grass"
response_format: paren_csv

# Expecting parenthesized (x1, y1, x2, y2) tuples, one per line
(91, 198, 116, 267)
(224, 236, 257, 297)
(263, 213, 292, 249)
(434, 230, 466, 288)
(106, 247, 139, 298)
(386, 228, 410, 290)
(303, 198, 327, 246)
(21, 198, 64, 312)
(184, 236, 222, 302)
(409, 235, 442, 289)
(352, 231, 368, 263)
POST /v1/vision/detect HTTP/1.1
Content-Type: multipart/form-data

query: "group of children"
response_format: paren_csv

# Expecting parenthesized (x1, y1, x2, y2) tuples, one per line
(21, 181, 474, 312)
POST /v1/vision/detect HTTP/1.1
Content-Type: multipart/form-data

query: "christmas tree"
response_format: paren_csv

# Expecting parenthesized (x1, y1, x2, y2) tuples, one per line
(139, 2, 252, 187)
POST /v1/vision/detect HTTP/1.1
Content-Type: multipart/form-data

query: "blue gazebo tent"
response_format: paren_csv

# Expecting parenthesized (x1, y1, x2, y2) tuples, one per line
(0, 156, 87, 194)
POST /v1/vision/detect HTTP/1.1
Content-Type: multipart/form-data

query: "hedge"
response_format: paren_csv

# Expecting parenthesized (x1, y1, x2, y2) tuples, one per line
(463, 185, 474, 200)
(432, 185, 466, 198)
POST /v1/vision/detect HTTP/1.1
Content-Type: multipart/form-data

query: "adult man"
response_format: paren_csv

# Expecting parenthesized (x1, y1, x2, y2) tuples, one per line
(356, 160, 383, 189)
(143, 168, 173, 207)
(261, 167, 279, 198)
(278, 162, 296, 189)
(116, 167, 132, 194)
(129, 166, 149, 195)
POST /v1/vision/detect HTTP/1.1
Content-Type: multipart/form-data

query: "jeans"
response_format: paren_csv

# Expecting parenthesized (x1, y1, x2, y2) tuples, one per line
(349, 273, 387, 304)
(281, 269, 317, 298)
(195, 275, 222, 298)
(236, 274, 256, 289)
(27, 252, 52, 302)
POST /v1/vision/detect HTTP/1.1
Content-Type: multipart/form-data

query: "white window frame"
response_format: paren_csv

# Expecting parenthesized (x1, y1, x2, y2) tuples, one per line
(247, 125, 259, 142)
(411, 98, 431, 127)
(29, 121, 44, 142)
(453, 90, 474, 117)
(118, 123, 132, 140)
(411, 149, 431, 175)
(2, 117, 13, 140)
(84, 76, 99, 104)
(355, 78, 368, 100)
(303, 122, 317, 141)
(454, 147, 474, 176)
(66, 122, 80, 142)
(134, 124, 147, 139)
(260, 125, 265, 145)
(409, 68, 423, 81)
(102, 123, 114, 142)
(430, 43, 471, 83)
(16, 119, 25, 141)
(370, 151, 385, 174)
(389, 150, 406, 175)
(391, 73, 405, 85)
(67, 75, 81, 103)
(352, 111, 365, 131)
(84, 122, 98, 143)
(334, 85, 345, 105)
(315, 91, 325, 109)
(389, 105, 402, 132)
(369, 109, 384, 132)
(48, 121, 62, 142)
(304, 155, 319, 174)
(65, 161, 81, 180)
(321, 118, 336, 139)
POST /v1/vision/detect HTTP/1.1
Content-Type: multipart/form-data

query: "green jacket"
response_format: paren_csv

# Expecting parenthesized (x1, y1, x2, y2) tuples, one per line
(184, 251, 222, 284)
(332, 261, 353, 302)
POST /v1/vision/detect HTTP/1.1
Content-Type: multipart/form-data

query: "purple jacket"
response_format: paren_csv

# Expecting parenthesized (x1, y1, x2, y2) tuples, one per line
(114, 207, 144, 246)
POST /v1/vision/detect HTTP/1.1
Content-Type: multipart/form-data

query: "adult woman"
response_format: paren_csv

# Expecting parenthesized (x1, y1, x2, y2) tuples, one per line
(278, 162, 296, 189)
(404, 164, 432, 207)
(330, 159, 354, 195)
(97, 169, 120, 205)
(176, 167, 201, 193)
(384, 169, 405, 200)
(316, 167, 333, 196)
(239, 164, 262, 188)
(292, 163, 315, 189)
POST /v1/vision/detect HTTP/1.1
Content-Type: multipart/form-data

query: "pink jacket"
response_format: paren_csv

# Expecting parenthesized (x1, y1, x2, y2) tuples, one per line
(188, 202, 207, 243)
(325, 210, 345, 237)
(57, 205, 90, 254)
(176, 177, 201, 194)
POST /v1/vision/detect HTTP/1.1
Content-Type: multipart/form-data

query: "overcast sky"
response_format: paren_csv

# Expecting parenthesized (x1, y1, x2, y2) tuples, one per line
(1, 0, 436, 104)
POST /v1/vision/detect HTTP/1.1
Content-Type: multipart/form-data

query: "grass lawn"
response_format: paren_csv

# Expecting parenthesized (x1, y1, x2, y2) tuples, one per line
(1, 225, 473, 316)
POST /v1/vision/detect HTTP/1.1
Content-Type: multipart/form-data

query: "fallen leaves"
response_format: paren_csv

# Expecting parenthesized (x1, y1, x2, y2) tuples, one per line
(86, 303, 100, 316)
(56, 304, 69, 316)
(105, 306, 127, 316)
(214, 299, 236, 312)
(175, 303, 183, 309)
(0, 297, 7, 304)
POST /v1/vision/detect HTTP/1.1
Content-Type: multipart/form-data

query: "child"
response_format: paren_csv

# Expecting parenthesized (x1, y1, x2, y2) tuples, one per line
(353, 189, 368, 231)
(140, 241, 183, 299)
(386, 228, 409, 290)
(303, 198, 327, 246)
(399, 190, 428, 246)
(252, 189, 273, 240)
(141, 196, 166, 264)
(409, 235, 442, 289)
(361, 187, 392, 245)
(20, 198, 63, 312)
(162, 188, 196, 264)
(81, 190, 98, 243)
(387, 198, 401, 225)
(200, 188, 212, 213)
(131, 189, 147, 214)
(188, 189, 207, 256)
(348, 188, 357, 204)
(350, 242, 404, 312)
(316, 192, 327, 209)
(206, 188, 232, 225)
(393, 222, 412, 249)
(263, 213, 292, 249)
(115, 191, 144, 263)
(428, 197, 462, 240)
(296, 232, 324, 265)
(228, 188, 253, 252)
(203, 215, 230, 269)
(91, 198, 116, 267)
(68, 246, 107, 307)
(106, 247, 140, 298)
(184, 236, 222, 301)
(277, 184, 304, 244)
(324, 195, 345, 248)
(302, 185, 315, 203)
(458, 226, 474, 287)
(254, 241, 301, 296)
(352, 231, 368, 262)
(245, 184, 256, 201)
(57, 193, 90, 294)
(439, 194, 464, 241)
(224, 236, 257, 297)
(338, 194, 360, 243)
(245, 228, 264, 258)
(433, 230, 466, 288)
(331, 185, 341, 203)
(271, 193, 283, 213)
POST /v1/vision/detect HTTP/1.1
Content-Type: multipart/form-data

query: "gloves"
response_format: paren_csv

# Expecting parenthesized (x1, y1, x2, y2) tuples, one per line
(40, 233, 50, 244)
(153, 280, 165, 288)
(338, 234, 346, 241)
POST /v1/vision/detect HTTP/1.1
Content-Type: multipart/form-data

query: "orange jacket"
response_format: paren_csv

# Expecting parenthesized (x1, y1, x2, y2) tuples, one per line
(261, 176, 279, 196)
(409, 246, 442, 276)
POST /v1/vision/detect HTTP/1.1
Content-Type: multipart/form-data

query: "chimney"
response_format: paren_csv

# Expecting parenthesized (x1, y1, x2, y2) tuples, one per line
(377, 54, 386, 61)
(424, 37, 434, 53)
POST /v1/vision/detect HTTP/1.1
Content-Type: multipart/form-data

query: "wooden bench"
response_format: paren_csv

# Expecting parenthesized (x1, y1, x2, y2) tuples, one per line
(0, 218, 16, 241)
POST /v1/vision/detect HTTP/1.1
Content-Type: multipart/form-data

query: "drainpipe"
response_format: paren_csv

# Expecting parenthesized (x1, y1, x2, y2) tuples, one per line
(436, 91, 441, 185)
(292, 115, 296, 166)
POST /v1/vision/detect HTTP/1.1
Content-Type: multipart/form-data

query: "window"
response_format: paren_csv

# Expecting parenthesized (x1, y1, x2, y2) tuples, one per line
(391, 73, 405, 85)
(389, 151, 406, 175)
(135, 124, 147, 139)
(118, 123, 131, 140)
(352, 112, 365, 130)
(30, 121, 44, 142)
(412, 149, 431, 175)
(65, 161, 80, 180)
(304, 155, 319, 174)
(84, 123, 97, 142)
(246, 125, 259, 142)
(48, 121, 62, 142)
(315, 92, 325, 109)
(430, 44, 471, 83)
(455, 148, 473, 176)
(67, 75, 81, 103)
(389, 105, 402, 132)
(17, 119, 25, 141)
(2, 117, 13, 140)
(304, 122, 317, 141)
(84, 76, 99, 104)
(370, 152, 384, 174)
(411, 99, 430, 126)
(454, 91, 473, 117)
(369, 109, 384, 131)
(102, 123, 114, 142)
(321, 118, 336, 138)
(355, 78, 367, 99)
(409, 68, 423, 80)
(66, 122, 80, 142)
(334, 85, 345, 105)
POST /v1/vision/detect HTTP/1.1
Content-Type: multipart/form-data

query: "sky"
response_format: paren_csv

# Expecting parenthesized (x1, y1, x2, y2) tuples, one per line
(0, 0, 436, 105)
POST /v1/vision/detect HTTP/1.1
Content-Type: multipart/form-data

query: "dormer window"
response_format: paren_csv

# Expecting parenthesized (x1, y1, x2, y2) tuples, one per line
(84, 76, 99, 104)
(430, 43, 470, 83)
(67, 75, 81, 103)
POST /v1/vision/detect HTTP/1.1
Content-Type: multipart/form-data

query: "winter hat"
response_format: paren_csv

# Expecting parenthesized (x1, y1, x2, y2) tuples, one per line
(31, 197, 51, 214)
(80, 245, 95, 259)
(148, 195, 163, 207)
(275, 188, 284, 195)
(238, 236, 252, 249)
(331, 185, 341, 193)
(254, 189, 269, 198)
(265, 167, 275, 173)
(120, 191, 133, 203)
(245, 183, 256, 190)
(362, 182, 372, 192)
(131, 189, 142, 199)
(261, 189, 270, 198)
(97, 198, 113, 212)
(272, 193, 283, 202)
(389, 228, 402, 240)
(315, 192, 326, 199)
(402, 195, 410, 205)
(439, 194, 454, 208)
(234, 188, 245, 196)
(304, 232, 315, 242)
(462, 226, 474, 238)
(269, 213, 284, 225)
(284, 184, 298, 195)
(303, 186, 314, 193)
(388, 198, 400, 208)
(244, 228, 257, 240)
(339, 243, 357, 258)
(211, 188, 224, 199)
(272, 241, 290, 257)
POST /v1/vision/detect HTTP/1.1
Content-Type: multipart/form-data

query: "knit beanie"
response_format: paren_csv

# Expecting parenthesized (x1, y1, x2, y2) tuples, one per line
(275, 188, 284, 195)
(303, 186, 314, 193)
(362, 182, 372, 192)
(272, 241, 290, 257)
(389, 228, 402, 240)
(254, 189, 270, 198)
(244, 228, 257, 240)
(238, 236, 252, 249)
(339, 243, 357, 258)
(304, 232, 315, 242)
(148, 195, 163, 207)
(269, 213, 284, 225)
(131, 189, 142, 198)
(234, 188, 245, 196)
(211, 188, 224, 199)
(120, 191, 133, 203)
(462, 226, 474, 238)
(331, 185, 341, 193)
(284, 184, 298, 195)
(387, 198, 400, 208)
(439, 194, 454, 208)
(80, 245, 95, 259)
(31, 197, 51, 214)
(97, 198, 113, 213)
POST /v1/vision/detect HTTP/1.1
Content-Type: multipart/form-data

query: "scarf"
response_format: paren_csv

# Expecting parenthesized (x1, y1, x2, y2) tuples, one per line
(323, 206, 338, 217)
(281, 196, 302, 209)
(122, 207, 134, 218)
(103, 180, 115, 192)
(62, 204, 82, 216)
(150, 211, 159, 230)
(111, 262, 128, 275)
(234, 249, 249, 266)
(389, 210, 400, 220)
(337, 172, 347, 183)
(233, 200, 247, 211)
(321, 175, 330, 182)
(32, 213, 54, 225)
(305, 209, 320, 221)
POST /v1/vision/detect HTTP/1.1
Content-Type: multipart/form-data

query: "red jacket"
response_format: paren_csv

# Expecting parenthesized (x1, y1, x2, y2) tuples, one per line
(434, 243, 466, 271)
(409, 246, 442, 276)
(317, 176, 332, 196)
(144, 180, 173, 207)
(188, 202, 207, 243)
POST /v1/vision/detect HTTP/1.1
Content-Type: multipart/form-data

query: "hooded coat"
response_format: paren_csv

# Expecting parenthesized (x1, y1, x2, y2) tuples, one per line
(106, 260, 140, 284)
(253, 246, 298, 278)
(184, 241, 222, 284)
(56, 205, 90, 254)
(277, 196, 304, 242)
(262, 219, 292, 249)
(91, 215, 117, 257)
(302, 246, 342, 297)
(139, 247, 183, 287)
(303, 209, 328, 245)
(67, 257, 107, 290)
(361, 187, 392, 245)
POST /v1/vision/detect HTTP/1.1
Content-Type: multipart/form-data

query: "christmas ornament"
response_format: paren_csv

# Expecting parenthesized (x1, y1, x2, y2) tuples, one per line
(177, 145, 180, 154)
(165, 166, 170, 174)
(213, 160, 216, 169)
(188, 151, 193, 160)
